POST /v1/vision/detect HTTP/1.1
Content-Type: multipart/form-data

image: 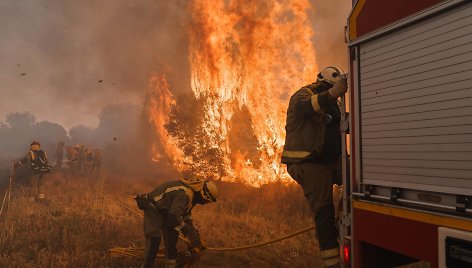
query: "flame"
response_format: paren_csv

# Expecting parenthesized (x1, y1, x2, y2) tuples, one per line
(146, 75, 186, 169)
(148, 0, 317, 186)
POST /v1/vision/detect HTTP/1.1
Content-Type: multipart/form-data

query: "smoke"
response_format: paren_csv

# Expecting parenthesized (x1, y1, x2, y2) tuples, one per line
(0, 0, 190, 129)
(0, 112, 68, 159)
(0, 0, 352, 180)
(0, 0, 350, 128)
(310, 0, 352, 70)
(0, 104, 163, 179)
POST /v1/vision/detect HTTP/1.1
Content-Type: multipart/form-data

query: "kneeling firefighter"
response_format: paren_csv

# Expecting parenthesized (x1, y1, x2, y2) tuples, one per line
(135, 176, 218, 268)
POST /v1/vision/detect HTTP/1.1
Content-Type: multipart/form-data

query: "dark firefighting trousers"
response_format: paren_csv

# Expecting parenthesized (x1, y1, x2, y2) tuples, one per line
(29, 172, 48, 199)
(143, 206, 179, 268)
(287, 158, 341, 265)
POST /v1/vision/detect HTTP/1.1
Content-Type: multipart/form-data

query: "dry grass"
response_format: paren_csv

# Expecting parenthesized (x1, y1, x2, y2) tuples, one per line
(0, 171, 325, 267)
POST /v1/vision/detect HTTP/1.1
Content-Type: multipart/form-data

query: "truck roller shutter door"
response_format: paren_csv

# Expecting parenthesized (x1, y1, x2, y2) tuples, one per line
(358, 2, 472, 195)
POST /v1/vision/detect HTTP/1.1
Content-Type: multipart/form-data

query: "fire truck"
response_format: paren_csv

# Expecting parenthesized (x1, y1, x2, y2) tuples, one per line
(339, 0, 472, 267)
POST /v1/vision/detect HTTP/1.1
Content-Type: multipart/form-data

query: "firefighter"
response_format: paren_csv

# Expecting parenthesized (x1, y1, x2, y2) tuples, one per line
(281, 66, 348, 268)
(55, 141, 64, 169)
(91, 148, 102, 176)
(74, 144, 85, 173)
(14, 140, 52, 202)
(135, 176, 218, 268)
(65, 145, 78, 175)
(83, 147, 94, 174)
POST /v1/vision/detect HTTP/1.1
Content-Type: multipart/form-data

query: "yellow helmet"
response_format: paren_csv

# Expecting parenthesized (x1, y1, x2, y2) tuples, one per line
(30, 140, 40, 151)
(200, 181, 218, 203)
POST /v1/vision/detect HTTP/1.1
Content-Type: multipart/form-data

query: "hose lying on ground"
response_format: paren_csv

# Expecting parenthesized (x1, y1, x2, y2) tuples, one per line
(108, 224, 315, 258)
(108, 197, 315, 257)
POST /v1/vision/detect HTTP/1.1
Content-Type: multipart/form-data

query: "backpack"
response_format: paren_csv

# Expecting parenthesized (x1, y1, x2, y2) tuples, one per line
(30, 150, 52, 173)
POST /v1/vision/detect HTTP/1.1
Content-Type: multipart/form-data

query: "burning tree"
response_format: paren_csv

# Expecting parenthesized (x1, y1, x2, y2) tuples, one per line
(147, 0, 318, 185)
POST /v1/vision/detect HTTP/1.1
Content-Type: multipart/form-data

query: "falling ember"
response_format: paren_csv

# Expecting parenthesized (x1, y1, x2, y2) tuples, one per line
(148, 0, 317, 186)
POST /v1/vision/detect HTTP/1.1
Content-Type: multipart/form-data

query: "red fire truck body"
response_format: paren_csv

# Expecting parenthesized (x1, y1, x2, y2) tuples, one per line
(341, 1, 472, 267)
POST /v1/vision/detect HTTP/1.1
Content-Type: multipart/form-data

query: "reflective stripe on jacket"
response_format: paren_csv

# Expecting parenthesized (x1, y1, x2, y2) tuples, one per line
(147, 180, 194, 217)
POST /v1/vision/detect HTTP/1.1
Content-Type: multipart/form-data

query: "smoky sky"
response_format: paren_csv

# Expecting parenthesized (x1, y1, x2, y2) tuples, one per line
(310, 0, 352, 71)
(0, 0, 350, 129)
(0, 0, 190, 129)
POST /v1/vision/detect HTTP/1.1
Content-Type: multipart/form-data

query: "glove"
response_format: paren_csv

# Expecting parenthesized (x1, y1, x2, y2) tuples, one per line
(328, 77, 348, 99)
(190, 243, 206, 254)
(181, 224, 203, 249)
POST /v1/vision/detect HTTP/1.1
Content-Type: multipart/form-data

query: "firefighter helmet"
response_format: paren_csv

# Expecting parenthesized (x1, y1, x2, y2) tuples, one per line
(30, 140, 40, 151)
(316, 66, 346, 85)
(201, 181, 218, 203)
(75, 144, 83, 150)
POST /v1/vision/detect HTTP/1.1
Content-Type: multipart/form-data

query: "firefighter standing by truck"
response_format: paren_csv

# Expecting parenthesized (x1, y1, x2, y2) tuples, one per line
(281, 66, 348, 268)
(135, 176, 218, 268)
(14, 140, 52, 202)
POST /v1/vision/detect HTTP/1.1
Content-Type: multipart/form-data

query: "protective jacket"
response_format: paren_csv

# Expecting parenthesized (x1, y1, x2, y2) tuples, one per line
(146, 180, 197, 228)
(282, 81, 341, 164)
(140, 178, 210, 268)
(19, 149, 52, 173)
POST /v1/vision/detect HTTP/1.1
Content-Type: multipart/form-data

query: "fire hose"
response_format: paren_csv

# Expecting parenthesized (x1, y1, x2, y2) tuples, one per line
(108, 197, 315, 256)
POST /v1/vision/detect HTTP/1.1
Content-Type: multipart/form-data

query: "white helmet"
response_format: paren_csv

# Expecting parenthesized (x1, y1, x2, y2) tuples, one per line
(200, 181, 218, 203)
(316, 66, 346, 85)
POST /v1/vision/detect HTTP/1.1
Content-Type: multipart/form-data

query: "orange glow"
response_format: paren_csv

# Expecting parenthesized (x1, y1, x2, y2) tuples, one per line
(146, 75, 186, 169)
(148, 0, 317, 186)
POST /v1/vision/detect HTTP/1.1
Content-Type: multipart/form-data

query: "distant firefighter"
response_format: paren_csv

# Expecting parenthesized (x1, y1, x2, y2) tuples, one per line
(14, 140, 52, 201)
(135, 176, 218, 268)
(91, 148, 102, 175)
(65, 145, 78, 173)
(75, 144, 85, 172)
(55, 141, 65, 169)
(84, 147, 94, 174)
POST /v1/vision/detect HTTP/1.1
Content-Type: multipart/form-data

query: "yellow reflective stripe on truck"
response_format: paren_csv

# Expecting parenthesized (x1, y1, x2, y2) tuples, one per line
(348, 0, 367, 41)
(353, 199, 472, 232)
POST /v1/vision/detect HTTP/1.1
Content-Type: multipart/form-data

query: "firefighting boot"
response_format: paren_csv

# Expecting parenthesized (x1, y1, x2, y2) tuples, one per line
(316, 203, 340, 267)
(165, 259, 177, 268)
(320, 247, 340, 268)
(176, 247, 203, 268)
